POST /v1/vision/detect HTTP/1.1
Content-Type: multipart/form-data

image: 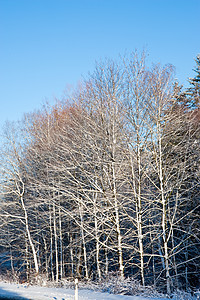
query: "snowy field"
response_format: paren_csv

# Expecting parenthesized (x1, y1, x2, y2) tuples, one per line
(0, 281, 169, 300)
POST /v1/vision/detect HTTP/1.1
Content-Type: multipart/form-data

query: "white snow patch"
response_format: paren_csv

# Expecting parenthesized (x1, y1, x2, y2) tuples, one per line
(0, 281, 169, 300)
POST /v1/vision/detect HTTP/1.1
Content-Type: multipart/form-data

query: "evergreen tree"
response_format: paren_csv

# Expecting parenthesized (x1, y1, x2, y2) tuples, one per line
(187, 54, 200, 108)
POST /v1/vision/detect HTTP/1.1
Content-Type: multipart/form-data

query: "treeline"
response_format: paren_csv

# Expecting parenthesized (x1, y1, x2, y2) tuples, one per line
(0, 53, 199, 294)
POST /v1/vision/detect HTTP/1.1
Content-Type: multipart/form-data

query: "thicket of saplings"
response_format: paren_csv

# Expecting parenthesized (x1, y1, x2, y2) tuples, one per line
(0, 53, 199, 296)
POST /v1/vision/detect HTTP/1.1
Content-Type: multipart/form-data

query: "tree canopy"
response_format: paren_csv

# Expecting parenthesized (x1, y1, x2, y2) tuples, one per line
(0, 52, 199, 295)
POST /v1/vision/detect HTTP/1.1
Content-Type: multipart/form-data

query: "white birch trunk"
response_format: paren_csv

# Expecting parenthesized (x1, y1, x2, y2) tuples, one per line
(112, 161, 124, 278)
(79, 202, 89, 279)
(43, 235, 49, 278)
(58, 205, 63, 279)
(105, 247, 108, 276)
(158, 120, 171, 295)
(53, 201, 59, 282)
(49, 204, 54, 281)
(130, 151, 144, 286)
(136, 145, 145, 286)
(93, 179, 101, 279)
(70, 234, 74, 276)
(20, 195, 39, 276)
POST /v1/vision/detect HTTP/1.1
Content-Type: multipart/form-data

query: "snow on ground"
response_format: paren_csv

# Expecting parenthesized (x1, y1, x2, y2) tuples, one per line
(0, 281, 169, 300)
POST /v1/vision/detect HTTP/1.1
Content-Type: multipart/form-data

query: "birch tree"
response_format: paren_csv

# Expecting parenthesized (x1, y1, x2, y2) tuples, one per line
(0, 122, 40, 280)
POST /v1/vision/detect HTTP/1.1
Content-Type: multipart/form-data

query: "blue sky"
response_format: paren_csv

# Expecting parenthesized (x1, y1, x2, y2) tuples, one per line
(0, 0, 200, 130)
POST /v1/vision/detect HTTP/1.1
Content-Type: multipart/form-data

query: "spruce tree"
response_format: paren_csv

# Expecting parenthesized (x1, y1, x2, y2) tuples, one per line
(187, 54, 200, 108)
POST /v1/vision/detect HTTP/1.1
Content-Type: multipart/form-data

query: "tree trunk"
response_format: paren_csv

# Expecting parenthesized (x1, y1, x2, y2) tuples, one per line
(79, 202, 89, 279)
(158, 121, 171, 295)
(53, 201, 59, 282)
(20, 195, 39, 276)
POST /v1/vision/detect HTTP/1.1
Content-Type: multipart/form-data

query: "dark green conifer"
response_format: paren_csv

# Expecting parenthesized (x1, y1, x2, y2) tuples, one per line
(187, 54, 200, 108)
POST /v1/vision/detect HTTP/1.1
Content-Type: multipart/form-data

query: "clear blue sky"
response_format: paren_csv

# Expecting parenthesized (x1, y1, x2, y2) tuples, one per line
(0, 0, 200, 130)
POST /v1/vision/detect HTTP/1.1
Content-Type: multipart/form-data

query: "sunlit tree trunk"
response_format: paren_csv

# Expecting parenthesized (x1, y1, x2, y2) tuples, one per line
(20, 192, 39, 276)
(58, 205, 63, 279)
(78, 201, 89, 279)
(53, 201, 59, 282)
